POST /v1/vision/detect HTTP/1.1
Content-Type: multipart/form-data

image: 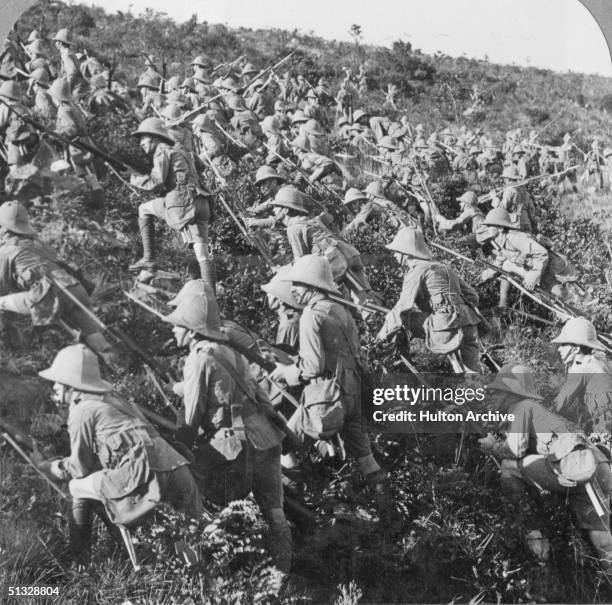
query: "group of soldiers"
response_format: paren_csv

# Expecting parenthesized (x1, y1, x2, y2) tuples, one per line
(1, 25, 612, 585)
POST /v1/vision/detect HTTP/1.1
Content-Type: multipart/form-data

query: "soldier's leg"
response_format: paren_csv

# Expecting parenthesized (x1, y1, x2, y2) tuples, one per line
(251, 443, 292, 574)
(187, 196, 216, 291)
(129, 200, 162, 272)
(69, 498, 95, 559)
(459, 325, 481, 373)
(498, 278, 510, 307)
(158, 466, 204, 519)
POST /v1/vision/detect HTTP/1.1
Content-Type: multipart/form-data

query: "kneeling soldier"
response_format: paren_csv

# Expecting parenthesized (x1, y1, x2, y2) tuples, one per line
(36, 344, 202, 559)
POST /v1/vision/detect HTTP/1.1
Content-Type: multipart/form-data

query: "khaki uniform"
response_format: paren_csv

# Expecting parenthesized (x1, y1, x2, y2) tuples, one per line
(490, 398, 612, 533)
(247, 90, 275, 120)
(58, 47, 90, 98)
(344, 198, 420, 234)
(131, 142, 210, 233)
(0, 233, 99, 336)
(377, 259, 481, 372)
(282, 293, 380, 471)
(177, 339, 291, 572)
(33, 88, 57, 120)
(437, 207, 484, 235)
(493, 186, 537, 233)
(0, 101, 38, 166)
(555, 354, 612, 434)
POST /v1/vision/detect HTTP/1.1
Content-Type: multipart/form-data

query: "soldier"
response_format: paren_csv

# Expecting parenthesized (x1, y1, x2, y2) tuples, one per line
(24, 39, 56, 81)
(476, 208, 578, 306)
(0, 201, 115, 359)
(376, 227, 482, 374)
(192, 114, 236, 177)
(343, 181, 420, 236)
(303, 118, 329, 155)
(48, 77, 103, 203)
(28, 68, 57, 120)
(273, 99, 291, 132)
(478, 363, 612, 569)
(261, 265, 304, 354)
(291, 134, 342, 187)
(34, 344, 202, 560)
(164, 289, 293, 574)
(270, 255, 393, 520)
(433, 191, 484, 236)
(180, 77, 199, 110)
(244, 165, 287, 232)
(127, 117, 215, 290)
(261, 115, 290, 166)
(490, 165, 538, 233)
(270, 186, 379, 306)
(553, 318, 612, 436)
(190, 55, 210, 95)
(246, 78, 275, 120)
(87, 73, 128, 116)
(136, 71, 164, 118)
(0, 80, 39, 168)
(52, 29, 90, 98)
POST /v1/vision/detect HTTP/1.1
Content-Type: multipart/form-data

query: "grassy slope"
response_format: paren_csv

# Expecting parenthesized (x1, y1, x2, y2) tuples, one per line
(1, 2, 612, 603)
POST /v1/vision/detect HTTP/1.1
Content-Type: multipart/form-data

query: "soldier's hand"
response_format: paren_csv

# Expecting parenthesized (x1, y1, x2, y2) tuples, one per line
(523, 271, 540, 291)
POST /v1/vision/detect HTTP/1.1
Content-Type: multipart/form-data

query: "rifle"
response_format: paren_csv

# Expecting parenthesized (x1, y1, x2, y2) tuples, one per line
(410, 159, 439, 235)
(0, 96, 144, 175)
(50, 278, 175, 383)
(477, 165, 579, 204)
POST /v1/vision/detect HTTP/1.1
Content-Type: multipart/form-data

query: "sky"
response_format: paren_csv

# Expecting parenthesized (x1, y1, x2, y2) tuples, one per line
(81, 0, 612, 77)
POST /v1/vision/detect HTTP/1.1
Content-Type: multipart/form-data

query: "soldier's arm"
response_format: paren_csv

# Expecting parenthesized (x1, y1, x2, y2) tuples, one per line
(131, 148, 170, 191)
(296, 308, 326, 380)
(286, 223, 311, 259)
(376, 270, 422, 341)
(54, 404, 99, 480)
(458, 274, 479, 307)
(553, 373, 585, 415)
(491, 401, 531, 459)
(181, 350, 209, 430)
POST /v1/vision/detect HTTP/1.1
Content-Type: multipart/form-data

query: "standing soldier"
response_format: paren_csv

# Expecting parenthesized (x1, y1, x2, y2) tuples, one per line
(376, 227, 482, 374)
(270, 254, 394, 521)
(48, 77, 103, 204)
(52, 29, 90, 98)
(34, 344, 202, 560)
(0, 80, 39, 168)
(128, 117, 216, 290)
(0, 201, 116, 360)
(164, 289, 293, 574)
(553, 318, 612, 436)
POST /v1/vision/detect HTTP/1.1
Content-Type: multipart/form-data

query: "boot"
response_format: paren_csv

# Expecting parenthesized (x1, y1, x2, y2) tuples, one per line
(498, 278, 511, 308)
(266, 507, 293, 574)
(366, 470, 397, 528)
(129, 217, 157, 272)
(69, 499, 93, 563)
(198, 259, 216, 293)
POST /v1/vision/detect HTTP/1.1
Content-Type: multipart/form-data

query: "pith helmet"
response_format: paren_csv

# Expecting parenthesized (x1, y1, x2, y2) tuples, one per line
(551, 317, 604, 351)
(166, 75, 180, 91)
(281, 254, 341, 294)
(137, 72, 160, 89)
(487, 362, 542, 399)
(274, 99, 287, 112)
(191, 55, 209, 68)
(241, 62, 258, 76)
(160, 102, 182, 121)
(29, 67, 49, 86)
(0, 201, 36, 235)
(164, 292, 228, 341)
(28, 39, 45, 56)
(512, 145, 525, 155)
(39, 344, 113, 393)
(304, 119, 324, 136)
(379, 135, 398, 150)
(291, 109, 308, 125)
(0, 81, 23, 101)
(291, 134, 311, 152)
(261, 115, 281, 135)
(262, 265, 305, 309)
(386, 227, 432, 259)
(48, 78, 72, 102)
(502, 165, 521, 180)
(133, 117, 175, 144)
(227, 94, 246, 111)
(364, 181, 386, 199)
(343, 187, 368, 206)
(52, 28, 75, 46)
(255, 165, 285, 185)
(221, 77, 238, 90)
(271, 186, 310, 214)
(457, 191, 478, 207)
(193, 114, 215, 133)
(90, 73, 106, 89)
(168, 279, 207, 307)
(352, 109, 370, 123)
(483, 207, 517, 229)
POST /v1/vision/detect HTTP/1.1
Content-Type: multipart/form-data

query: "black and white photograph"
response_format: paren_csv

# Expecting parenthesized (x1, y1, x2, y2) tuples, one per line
(1, 0, 612, 602)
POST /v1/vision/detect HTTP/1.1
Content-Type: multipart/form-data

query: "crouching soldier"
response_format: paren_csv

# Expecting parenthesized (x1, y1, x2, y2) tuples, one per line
(0, 201, 115, 360)
(127, 118, 216, 291)
(478, 363, 612, 570)
(164, 288, 293, 574)
(376, 227, 482, 374)
(35, 344, 202, 560)
(270, 255, 394, 523)
(553, 318, 612, 437)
